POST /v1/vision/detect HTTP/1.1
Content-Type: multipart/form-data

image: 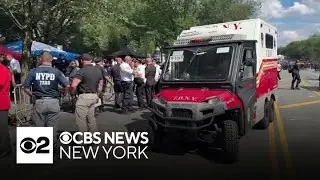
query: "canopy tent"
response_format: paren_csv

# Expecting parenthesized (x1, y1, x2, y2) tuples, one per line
(111, 47, 144, 58)
(0, 45, 22, 60)
(5, 41, 80, 60)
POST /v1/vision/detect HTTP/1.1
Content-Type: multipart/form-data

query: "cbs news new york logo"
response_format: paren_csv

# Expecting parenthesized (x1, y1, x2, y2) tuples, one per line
(16, 127, 53, 164)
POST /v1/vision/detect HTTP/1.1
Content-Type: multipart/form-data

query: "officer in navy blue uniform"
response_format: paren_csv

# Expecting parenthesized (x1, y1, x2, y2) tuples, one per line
(22, 51, 69, 145)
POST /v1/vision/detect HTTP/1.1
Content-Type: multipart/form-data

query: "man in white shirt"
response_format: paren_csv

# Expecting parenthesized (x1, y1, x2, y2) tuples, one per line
(6, 54, 21, 84)
(6, 54, 21, 101)
(120, 56, 135, 113)
(153, 59, 162, 94)
(134, 60, 147, 109)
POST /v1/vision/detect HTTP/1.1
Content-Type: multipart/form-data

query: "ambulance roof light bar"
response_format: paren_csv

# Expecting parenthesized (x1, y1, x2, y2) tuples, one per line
(177, 27, 239, 40)
(173, 34, 247, 46)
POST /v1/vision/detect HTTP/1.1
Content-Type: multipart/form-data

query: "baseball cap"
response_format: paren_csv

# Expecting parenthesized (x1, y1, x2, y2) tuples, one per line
(81, 53, 93, 61)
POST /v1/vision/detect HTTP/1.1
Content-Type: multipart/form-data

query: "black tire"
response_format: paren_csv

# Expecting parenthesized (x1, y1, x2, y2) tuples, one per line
(269, 100, 275, 122)
(255, 101, 270, 129)
(222, 120, 239, 163)
(146, 122, 162, 151)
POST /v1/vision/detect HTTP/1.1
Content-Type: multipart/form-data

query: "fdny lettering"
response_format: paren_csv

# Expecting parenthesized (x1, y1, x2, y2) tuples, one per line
(35, 73, 55, 85)
(173, 96, 198, 101)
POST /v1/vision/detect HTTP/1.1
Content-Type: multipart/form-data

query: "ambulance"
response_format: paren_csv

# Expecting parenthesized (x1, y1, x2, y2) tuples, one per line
(147, 19, 278, 163)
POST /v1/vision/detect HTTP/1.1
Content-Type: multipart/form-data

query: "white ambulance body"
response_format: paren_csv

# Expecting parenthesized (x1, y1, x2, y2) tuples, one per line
(177, 18, 278, 122)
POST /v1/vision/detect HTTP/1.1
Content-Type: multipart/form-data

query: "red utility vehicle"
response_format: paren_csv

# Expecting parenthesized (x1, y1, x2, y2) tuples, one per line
(147, 19, 279, 163)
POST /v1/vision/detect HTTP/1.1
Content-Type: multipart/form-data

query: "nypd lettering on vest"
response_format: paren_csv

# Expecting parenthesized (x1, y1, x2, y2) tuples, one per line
(35, 73, 55, 85)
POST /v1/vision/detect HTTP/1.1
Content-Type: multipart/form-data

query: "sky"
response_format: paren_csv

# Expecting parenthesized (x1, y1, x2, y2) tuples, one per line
(257, 0, 320, 47)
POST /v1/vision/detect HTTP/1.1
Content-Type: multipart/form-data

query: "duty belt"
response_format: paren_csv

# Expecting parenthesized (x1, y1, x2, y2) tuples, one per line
(79, 92, 96, 94)
(35, 97, 57, 100)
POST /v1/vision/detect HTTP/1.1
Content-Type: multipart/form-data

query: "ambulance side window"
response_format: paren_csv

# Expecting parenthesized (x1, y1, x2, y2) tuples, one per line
(265, 33, 274, 49)
(261, 33, 264, 48)
(242, 49, 254, 79)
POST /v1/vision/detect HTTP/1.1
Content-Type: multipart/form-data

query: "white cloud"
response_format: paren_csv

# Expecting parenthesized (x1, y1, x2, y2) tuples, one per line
(276, 23, 319, 46)
(281, 30, 305, 43)
(255, 0, 320, 46)
(258, 0, 320, 19)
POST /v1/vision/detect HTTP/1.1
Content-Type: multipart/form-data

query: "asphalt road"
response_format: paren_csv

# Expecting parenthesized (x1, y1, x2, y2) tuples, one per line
(3, 69, 320, 180)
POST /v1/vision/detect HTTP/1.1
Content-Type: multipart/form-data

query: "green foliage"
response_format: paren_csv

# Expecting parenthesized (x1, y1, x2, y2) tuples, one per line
(280, 34, 320, 60)
(1, 0, 261, 56)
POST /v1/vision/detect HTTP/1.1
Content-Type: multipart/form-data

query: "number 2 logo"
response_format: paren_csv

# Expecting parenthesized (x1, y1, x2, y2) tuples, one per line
(20, 137, 50, 154)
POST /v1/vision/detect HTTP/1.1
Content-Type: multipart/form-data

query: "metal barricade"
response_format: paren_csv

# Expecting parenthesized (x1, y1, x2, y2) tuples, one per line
(59, 86, 72, 106)
(103, 80, 114, 102)
(59, 80, 115, 113)
(9, 84, 33, 126)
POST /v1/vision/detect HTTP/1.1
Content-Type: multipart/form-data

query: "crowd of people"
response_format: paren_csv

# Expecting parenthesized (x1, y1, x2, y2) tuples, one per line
(0, 51, 162, 159)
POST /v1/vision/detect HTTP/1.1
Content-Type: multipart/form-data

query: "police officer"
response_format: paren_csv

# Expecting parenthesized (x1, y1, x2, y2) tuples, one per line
(290, 61, 301, 90)
(70, 53, 103, 133)
(22, 51, 69, 145)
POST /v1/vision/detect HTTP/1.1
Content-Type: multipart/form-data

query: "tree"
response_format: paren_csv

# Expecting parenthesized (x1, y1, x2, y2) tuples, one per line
(0, 0, 100, 73)
(0, 0, 261, 70)
(280, 34, 320, 61)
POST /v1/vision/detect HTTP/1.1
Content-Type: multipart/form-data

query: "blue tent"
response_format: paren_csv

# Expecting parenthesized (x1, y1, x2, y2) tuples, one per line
(5, 41, 80, 60)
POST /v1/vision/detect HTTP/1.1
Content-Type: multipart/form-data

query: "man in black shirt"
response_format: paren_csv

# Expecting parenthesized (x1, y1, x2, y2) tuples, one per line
(71, 53, 103, 133)
(110, 57, 123, 109)
(95, 57, 109, 112)
(145, 57, 156, 107)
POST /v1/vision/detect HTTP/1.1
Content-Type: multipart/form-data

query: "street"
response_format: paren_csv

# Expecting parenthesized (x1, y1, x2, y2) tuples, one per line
(4, 69, 320, 180)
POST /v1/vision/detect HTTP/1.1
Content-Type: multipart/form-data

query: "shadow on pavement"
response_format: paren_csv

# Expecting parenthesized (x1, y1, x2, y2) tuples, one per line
(127, 111, 232, 164)
(300, 85, 319, 91)
(60, 102, 73, 113)
(277, 87, 293, 90)
(306, 78, 319, 81)
(101, 103, 123, 114)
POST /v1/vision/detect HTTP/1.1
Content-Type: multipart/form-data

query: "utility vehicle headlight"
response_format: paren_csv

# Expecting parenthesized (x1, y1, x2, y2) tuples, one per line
(158, 96, 167, 104)
(207, 98, 220, 105)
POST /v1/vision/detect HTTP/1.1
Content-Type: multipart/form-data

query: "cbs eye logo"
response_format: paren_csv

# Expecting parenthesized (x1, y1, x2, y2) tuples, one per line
(59, 132, 73, 144)
(20, 137, 50, 154)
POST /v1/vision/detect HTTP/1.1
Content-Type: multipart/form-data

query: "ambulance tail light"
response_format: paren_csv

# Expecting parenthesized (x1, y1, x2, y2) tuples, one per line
(190, 37, 212, 43)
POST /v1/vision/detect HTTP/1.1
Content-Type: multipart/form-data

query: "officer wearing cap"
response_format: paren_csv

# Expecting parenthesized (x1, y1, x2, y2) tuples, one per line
(22, 51, 69, 145)
(70, 53, 103, 133)
(95, 57, 109, 112)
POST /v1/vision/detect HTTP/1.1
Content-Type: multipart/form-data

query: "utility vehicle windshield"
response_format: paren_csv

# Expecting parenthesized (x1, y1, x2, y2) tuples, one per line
(163, 45, 233, 81)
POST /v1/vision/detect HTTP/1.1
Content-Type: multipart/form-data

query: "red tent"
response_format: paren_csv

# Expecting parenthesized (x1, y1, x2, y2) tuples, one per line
(0, 45, 22, 60)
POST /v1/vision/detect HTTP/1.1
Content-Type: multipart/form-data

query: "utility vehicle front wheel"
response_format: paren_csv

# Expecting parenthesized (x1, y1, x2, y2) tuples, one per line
(222, 120, 239, 163)
(146, 121, 162, 151)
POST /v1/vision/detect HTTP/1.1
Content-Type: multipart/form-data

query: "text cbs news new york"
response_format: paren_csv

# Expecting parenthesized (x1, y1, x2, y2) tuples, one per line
(16, 127, 149, 164)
